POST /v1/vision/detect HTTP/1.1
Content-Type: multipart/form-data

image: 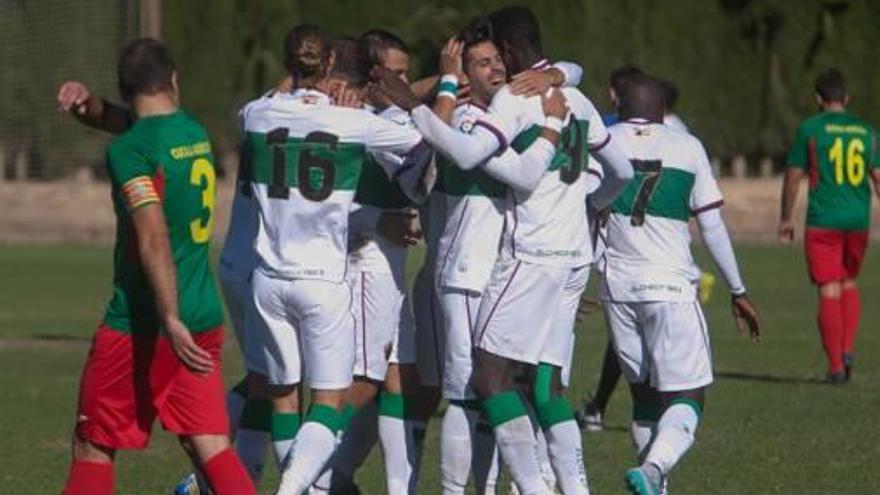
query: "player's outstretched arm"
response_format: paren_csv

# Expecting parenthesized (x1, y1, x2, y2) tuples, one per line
(131, 204, 214, 373)
(696, 208, 761, 342)
(56, 81, 130, 135)
(778, 167, 804, 245)
(480, 89, 566, 193)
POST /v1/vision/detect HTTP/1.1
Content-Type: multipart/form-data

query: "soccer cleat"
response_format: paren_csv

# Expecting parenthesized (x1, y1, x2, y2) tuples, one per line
(624, 466, 662, 495)
(843, 353, 854, 381)
(827, 371, 847, 385)
(575, 400, 604, 432)
(173, 472, 212, 495)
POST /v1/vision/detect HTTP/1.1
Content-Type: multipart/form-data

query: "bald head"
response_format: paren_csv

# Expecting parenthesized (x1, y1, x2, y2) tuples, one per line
(618, 74, 665, 123)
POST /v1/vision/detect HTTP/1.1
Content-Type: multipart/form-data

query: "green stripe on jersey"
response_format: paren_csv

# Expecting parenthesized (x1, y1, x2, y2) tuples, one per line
(438, 156, 506, 198)
(247, 131, 365, 192)
(611, 166, 695, 222)
(510, 119, 590, 175)
(355, 156, 412, 209)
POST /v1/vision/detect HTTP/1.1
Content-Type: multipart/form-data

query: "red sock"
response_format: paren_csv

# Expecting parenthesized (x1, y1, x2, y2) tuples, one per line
(201, 448, 256, 495)
(841, 287, 861, 355)
(818, 296, 844, 374)
(62, 460, 114, 495)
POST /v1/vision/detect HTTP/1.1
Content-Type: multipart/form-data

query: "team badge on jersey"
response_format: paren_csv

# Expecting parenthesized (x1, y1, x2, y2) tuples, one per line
(460, 118, 476, 134)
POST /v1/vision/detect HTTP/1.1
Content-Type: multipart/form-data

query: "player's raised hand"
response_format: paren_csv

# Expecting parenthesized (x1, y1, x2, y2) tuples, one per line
(57, 81, 92, 114)
(778, 220, 795, 245)
(510, 69, 558, 97)
(371, 66, 421, 111)
(732, 294, 761, 343)
(541, 88, 568, 120)
(377, 210, 422, 247)
(439, 37, 465, 80)
(164, 317, 214, 374)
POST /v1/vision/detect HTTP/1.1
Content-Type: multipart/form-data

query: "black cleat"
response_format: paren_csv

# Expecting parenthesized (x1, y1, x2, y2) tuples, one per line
(843, 353, 854, 382)
(827, 371, 847, 384)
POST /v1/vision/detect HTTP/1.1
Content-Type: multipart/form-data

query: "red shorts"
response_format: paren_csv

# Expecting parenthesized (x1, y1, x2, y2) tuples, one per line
(804, 228, 869, 285)
(75, 325, 229, 450)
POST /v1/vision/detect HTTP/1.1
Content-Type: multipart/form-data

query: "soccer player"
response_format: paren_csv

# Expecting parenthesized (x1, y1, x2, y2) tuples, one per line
(779, 68, 880, 382)
(598, 74, 761, 495)
(375, 7, 633, 494)
(240, 24, 430, 495)
(309, 31, 427, 495)
(59, 38, 255, 495)
(659, 80, 689, 134)
(602, 64, 643, 127)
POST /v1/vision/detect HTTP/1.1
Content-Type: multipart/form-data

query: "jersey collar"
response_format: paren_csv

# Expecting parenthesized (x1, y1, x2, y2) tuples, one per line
(289, 88, 332, 106)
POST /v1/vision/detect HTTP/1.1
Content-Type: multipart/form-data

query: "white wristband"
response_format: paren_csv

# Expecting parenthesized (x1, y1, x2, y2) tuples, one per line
(440, 74, 459, 86)
(544, 116, 564, 133)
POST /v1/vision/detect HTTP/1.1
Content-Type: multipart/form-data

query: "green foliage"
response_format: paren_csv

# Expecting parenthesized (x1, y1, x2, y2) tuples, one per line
(2, 0, 879, 177)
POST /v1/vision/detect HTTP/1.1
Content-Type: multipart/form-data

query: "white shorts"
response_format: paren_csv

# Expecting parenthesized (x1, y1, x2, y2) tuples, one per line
(604, 300, 713, 392)
(475, 252, 589, 366)
(439, 288, 482, 400)
(349, 269, 416, 382)
(218, 268, 268, 376)
(250, 269, 355, 389)
(413, 267, 445, 387)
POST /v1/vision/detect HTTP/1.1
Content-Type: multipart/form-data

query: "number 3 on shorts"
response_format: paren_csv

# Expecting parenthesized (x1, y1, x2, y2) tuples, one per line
(190, 157, 216, 244)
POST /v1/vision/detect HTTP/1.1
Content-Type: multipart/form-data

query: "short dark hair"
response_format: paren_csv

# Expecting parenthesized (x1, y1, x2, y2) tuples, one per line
(331, 37, 370, 88)
(117, 38, 177, 101)
(489, 6, 543, 59)
(660, 80, 679, 110)
(459, 16, 495, 64)
(609, 64, 643, 94)
(814, 68, 847, 103)
(283, 23, 332, 81)
(360, 29, 409, 68)
(618, 73, 665, 122)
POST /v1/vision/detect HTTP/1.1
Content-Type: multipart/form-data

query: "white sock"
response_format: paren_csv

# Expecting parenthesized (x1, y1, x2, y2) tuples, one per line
(270, 411, 300, 471)
(441, 403, 473, 495)
(644, 403, 700, 476)
(630, 420, 656, 463)
(545, 419, 590, 494)
(315, 401, 379, 491)
(379, 414, 426, 494)
(533, 425, 556, 490)
(277, 419, 340, 495)
(473, 416, 500, 495)
(494, 415, 547, 495)
(235, 428, 270, 484)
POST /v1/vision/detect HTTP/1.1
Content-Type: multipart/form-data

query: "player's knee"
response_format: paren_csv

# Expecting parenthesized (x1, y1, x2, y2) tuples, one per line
(184, 433, 231, 464)
(472, 349, 514, 398)
(72, 436, 114, 463)
(532, 363, 563, 407)
(819, 282, 842, 298)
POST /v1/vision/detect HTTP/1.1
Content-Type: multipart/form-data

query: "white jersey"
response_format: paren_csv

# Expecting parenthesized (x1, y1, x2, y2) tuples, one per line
(663, 113, 689, 134)
(478, 85, 610, 267)
(348, 106, 415, 278)
(600, 120, 723, 303)
(242, 89, 427, 282)
(436, 103, 506, 292)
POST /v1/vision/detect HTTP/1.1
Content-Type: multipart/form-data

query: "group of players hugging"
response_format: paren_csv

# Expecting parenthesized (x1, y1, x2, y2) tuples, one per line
(55, 3, 877, 495)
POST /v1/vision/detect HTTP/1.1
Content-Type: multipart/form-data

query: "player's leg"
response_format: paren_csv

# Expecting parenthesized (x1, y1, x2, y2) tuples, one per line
(317, 380, 380, 493)
(276, 279, 355, 495)
(577, 341, 620, 432)
(840, 230, 868, 379)
(474, 257, 566, 495)
(804, 228, 847, 381)
(533, 265, 590, 495)
(412, 266, 445, 427)
(63, 326, 159, 495)
(625, 302, 713, 495)
(439, 288, 500, 494)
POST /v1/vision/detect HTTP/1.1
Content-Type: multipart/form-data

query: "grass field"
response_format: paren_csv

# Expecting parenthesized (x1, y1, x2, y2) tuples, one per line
(0, 244, 877, 494)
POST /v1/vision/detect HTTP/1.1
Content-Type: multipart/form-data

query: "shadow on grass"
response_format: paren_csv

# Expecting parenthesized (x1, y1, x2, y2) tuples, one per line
(715, 370, 827, 385)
